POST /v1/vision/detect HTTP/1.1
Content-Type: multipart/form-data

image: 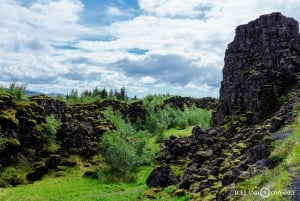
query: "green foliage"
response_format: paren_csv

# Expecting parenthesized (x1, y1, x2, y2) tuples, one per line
(236, 113, 300, 201)
(0, 86, 6, 94)
(43, 115, 61, 142)
(0, 166, 26, 187)
(0, 81, 28, 101)
(102, 108, 135, 137)
(9, 82, 28, 101)
(66, 87, 128, 105)
(145, 103, 212, 137)
(269, 136, 295, 164)
(0, 109, 19, 126)
(278, 95, 287, 105)
(55, 94, 65, 102)
(100, 109, 152, 176)
(100, 131, 139, 173)
(143, 94, 173, 107)
(0, 126, 8, 152)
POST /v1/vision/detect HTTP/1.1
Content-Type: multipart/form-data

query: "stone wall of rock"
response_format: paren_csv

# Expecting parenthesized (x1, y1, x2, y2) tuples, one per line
(215, 12, 300, 125)
(164, 96, 218, 110)
(149, 13, 300, 200)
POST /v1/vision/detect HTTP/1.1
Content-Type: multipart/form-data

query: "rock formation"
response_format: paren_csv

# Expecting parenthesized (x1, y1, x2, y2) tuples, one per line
(215, 12, 300, 125)
(149, 12, 300, 200)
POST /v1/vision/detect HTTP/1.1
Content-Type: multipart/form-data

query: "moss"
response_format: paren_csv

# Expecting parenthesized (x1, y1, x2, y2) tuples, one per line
(0, 109, 19, 126)
(219, 187, 228, 194)
(35, 124, 44, 132)
(239, 116, 247, 122)
(0, 178, 10, 187)
(208, 175, 216, 181)
(41, 142, 60, 154)
(212, 181, 222, 189)
(233, 160, 241, 166)
(295, 101, 300, 110)
(193, 175, 207, 181)
(236, 142, 247, 149)
(219, 161, 231, 172)
(7, 138, 20, 146)
(232, 148, 240, 154)
(271, 116, 282, 121)
(223, 152, 232, 157)
(27, 119, 37, 125)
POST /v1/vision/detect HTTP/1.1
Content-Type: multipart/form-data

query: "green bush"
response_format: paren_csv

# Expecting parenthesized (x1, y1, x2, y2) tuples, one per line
(102, 108, 135, 137)
(100, 131, 139, 173)
(0, 82, 28, 101)
(8, 82, 28, 101)
(100, 109, 153, 175)
(278, 95, 287, 105)
(144, 103, 212, 136)
(43, 115, 61, 142)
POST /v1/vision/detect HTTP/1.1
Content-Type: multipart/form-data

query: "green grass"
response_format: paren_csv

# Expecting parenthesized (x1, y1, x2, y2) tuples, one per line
(147, 126, 194, 154)
(0, 163, 152, 201)
(0, 126, 195, 201)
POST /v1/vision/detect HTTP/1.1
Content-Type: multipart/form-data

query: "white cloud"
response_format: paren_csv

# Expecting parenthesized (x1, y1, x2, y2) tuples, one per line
(140, 76, 156, 84)
(1, 0, 300, 97)
(138, 0, 213, 18)
(106, 6, 124, 17)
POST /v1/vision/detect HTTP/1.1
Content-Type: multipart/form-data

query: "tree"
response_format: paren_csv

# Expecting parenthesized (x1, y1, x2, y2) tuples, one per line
(8, 81, 27, 101)
(100, 131, 138, 173)
(120, 87, 127, 101)
(100, 88, 108, 99)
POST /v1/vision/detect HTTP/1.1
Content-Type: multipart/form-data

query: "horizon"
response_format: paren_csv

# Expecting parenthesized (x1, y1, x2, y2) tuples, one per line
(1, 0, 300, 98)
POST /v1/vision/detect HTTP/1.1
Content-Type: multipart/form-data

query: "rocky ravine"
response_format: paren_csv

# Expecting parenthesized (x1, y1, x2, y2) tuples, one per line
(0, 92, 216, 186)
(147, 12, 300, 200)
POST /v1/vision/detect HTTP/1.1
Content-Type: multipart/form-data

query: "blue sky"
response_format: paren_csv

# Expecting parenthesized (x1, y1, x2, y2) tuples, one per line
(1, 0, 300, 98)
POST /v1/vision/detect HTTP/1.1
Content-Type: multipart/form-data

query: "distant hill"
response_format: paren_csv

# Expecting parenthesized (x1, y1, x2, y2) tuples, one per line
(25, 90, 64, 98)
(25, 90, 42, 96)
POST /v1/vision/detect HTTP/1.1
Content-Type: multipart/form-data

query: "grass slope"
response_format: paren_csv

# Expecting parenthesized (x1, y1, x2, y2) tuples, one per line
(0, 127, 195, 201)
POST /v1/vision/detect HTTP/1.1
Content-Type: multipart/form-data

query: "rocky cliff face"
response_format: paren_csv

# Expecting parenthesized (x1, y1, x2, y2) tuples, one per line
(0, 95, 146, 186)
(215, 12, 300, 125)
(147, 13, 300, 200)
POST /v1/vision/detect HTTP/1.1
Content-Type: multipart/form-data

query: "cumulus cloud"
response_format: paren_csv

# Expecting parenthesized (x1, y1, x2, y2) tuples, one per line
(1, 0, 300, 97)
(106, 6, 124, 17)
(113, 53, 221, 87)
(138, 0, 213, 18)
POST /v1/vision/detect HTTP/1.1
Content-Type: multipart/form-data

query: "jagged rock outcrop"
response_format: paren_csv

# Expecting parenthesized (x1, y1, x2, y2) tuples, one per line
(30, 95, 67, 121)
(0, 94, 148, 186)
(164, 96, 218, 110)
(215, 12, 300, 125)
(151, 13, 300, 200)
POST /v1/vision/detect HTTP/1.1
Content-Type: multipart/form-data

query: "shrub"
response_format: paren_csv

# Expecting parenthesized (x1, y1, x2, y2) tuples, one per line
(100, 131, 139, 173)
(8, 82, 28, 101)
(102, 108, 136, 137)
(43, 115, 61, 142)
(144, 103, 212, 137)
(278, 95, 287, 105)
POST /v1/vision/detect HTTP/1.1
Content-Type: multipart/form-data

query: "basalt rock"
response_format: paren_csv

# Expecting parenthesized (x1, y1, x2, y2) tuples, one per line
(164, 96, 218, 110)
(30, 95, 67, 121)
(215, 12, 300, 125)
(146, 166, 179, 188)
(150, 13, 300, 200)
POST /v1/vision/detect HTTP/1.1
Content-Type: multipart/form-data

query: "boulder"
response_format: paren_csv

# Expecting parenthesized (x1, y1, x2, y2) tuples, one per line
(26, 165, 48, 181)
(146, 166, 178, 188)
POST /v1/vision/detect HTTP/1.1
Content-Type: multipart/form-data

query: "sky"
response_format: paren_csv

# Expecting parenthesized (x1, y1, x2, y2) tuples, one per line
(1, 0, 300, 98)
